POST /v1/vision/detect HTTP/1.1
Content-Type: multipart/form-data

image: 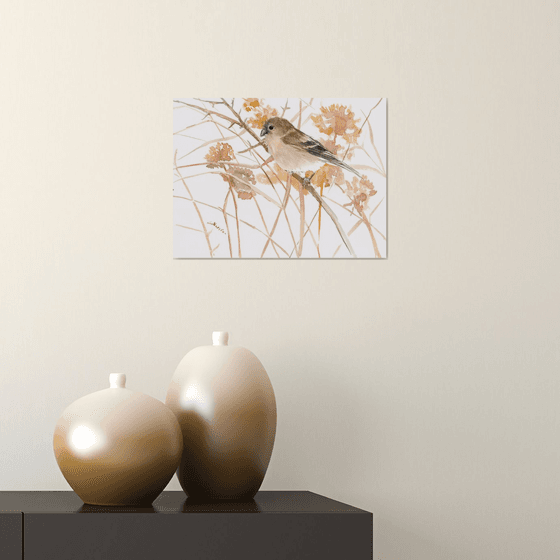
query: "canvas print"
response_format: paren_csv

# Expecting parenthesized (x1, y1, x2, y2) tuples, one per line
(173, 98, 386, 258)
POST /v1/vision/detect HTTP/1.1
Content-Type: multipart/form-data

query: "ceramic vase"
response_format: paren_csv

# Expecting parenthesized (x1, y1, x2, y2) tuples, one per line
(166, 332, 277, 501)
(53, 373, 183, 506)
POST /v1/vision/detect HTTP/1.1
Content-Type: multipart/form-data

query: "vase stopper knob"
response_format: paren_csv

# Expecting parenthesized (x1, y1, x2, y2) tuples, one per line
(109, 373, 126, 388)
(212, 332, 229, 346)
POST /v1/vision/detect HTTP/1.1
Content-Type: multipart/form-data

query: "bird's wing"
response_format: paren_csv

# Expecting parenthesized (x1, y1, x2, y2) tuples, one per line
(282, 129, 361, 177)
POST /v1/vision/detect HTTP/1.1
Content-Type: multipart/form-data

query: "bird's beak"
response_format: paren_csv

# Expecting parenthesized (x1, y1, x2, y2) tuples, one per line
(260, 127, 267, 137)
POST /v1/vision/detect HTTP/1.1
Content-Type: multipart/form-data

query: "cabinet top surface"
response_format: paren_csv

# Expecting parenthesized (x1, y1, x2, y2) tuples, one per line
(0, 491, 371, 515)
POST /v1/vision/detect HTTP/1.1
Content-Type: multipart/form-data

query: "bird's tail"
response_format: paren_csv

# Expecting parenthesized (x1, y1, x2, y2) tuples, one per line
(337, 160, 362, 179)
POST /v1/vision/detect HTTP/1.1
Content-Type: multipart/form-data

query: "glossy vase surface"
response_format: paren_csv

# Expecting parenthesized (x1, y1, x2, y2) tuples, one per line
(166, 332, 277, 501)
(53, 373, 183, 506)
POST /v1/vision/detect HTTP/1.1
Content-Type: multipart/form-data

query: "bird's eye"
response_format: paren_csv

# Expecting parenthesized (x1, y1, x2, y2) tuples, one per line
(268, 125, 274, 130)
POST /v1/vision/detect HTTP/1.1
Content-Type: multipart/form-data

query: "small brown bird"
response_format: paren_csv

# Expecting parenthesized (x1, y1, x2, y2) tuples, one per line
(260, 116, 359, 258)
(260, 117, 362, 178)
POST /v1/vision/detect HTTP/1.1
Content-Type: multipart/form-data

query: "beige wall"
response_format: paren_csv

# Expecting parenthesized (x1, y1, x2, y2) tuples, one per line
(1, 0, 559, 558)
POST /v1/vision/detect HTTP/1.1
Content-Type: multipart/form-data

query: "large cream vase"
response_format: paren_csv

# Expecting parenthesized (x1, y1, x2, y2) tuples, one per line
(166, 332, 277, 501)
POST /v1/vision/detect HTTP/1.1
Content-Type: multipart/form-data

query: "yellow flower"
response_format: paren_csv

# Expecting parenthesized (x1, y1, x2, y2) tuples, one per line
(255, 164, 310, 195)
(221, 167, 256, 200)
(242, 98, 261, 112)
(311, 164, 344, 190)
(311, 104, 361, 143)
(237, 191, 254, 200)
(244, 100, 278, 129)
(345, 176, 377, 209)
(258, 163, 342, 195)
(205, 142, 234, 168)
(322, 138, 343, 156)
(256, 164, 289, 185)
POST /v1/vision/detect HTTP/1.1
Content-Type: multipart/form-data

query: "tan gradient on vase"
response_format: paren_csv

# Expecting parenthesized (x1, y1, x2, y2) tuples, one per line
(166, 332, 277, 501)
(53, 374, 183, 506)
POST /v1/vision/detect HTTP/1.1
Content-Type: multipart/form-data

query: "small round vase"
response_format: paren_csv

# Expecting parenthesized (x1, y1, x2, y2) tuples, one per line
(166, 332, 277, 501)
(53, 373, 183, 506)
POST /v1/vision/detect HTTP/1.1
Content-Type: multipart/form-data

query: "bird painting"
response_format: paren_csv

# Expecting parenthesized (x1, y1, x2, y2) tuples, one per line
(173, 98, 386, 258)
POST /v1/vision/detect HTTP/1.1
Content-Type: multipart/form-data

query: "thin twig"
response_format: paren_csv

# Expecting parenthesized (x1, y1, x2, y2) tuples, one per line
(354, 201, 381, 257)
(174, 151, 213, 257)
(230, 185, 241, 257)
(285, 190, 321, 256)
(254, 198, 280, 257)
(173, 100, 238, 125)
(174, 196, 289, 256)
(176, 161, 263, 170)
(369, 196, 385, 220)
(193, 98, 226, 105)
(237, 144, 262, 154)
(297, 178, 305, 257)
(175, 224, 204, 233)
(222, 189, 233, 257)
(332, 218, 364, 257)
(352, 163, 386, 177)
(366, 115, 386, 176)
(179, 135, 239, 161)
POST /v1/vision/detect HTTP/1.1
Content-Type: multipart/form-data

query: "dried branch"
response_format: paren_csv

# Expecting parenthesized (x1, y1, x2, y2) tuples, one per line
(291, 174, 357, 258)
(220, 98, 268, 150)
(260, 173, 293, 257)
(249, 152, 298, 249)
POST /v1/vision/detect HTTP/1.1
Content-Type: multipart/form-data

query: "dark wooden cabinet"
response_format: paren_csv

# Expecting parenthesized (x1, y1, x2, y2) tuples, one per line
(1, 491, 372, 559)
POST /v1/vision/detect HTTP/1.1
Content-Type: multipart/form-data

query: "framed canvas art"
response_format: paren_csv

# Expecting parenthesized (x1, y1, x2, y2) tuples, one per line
(173, 98, 386, 258)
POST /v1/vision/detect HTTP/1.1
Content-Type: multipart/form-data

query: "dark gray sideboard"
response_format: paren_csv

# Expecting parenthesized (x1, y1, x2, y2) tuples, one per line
(0, 490, 372, 559)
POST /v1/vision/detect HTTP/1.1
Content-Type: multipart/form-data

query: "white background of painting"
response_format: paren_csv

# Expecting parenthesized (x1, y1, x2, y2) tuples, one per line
(1, 1, 559, 559)
(173, 98, 386, 258)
